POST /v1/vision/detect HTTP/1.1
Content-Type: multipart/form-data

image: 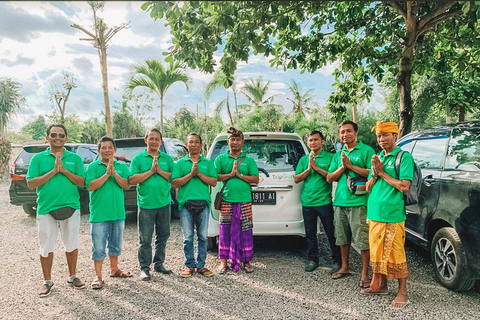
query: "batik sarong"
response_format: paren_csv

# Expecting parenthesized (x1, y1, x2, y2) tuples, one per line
(218, 201, 254, 272)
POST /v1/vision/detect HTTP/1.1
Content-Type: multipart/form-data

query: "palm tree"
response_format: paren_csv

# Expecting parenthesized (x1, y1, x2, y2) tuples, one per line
(205, 70, 236, 126)
(239, 76, 281, 111)
(286, 79, 315, 117)
(0, 78, 25, 138)
(128, 59, 190, 133)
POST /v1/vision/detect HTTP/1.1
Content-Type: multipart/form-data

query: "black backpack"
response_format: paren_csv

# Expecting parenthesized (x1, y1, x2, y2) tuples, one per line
(395, 150, 422, 206)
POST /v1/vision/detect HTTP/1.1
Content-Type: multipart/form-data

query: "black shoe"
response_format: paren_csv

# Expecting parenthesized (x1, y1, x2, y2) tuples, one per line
(140, 269, 151, 281)
(304, 260, 318, 272)
(330, 262, 341, 275)
(154, 265, 172, 274)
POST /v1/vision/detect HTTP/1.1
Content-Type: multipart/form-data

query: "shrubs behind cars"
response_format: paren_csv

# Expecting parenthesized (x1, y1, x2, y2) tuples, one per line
(113, 137, 188, 219)
(9, 143, 98, 215)
(397, 121, 480, 291)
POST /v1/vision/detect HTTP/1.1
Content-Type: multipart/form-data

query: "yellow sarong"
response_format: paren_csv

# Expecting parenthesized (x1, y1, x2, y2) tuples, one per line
(369, 220, 408, 279)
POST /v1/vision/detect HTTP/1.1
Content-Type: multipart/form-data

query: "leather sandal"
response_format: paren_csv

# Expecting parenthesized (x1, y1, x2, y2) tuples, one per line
(91, 276, 104, 290)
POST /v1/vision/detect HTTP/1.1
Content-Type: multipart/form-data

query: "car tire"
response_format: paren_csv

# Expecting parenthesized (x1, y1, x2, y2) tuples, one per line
(22, 203, 37, 216)
(431, 227, 476, 291)
(207, 236, 218, 251)
(79, 189, 90, 215)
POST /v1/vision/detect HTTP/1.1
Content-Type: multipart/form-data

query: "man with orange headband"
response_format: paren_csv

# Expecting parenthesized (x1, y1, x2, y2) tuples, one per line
(363, 121, 414, 310)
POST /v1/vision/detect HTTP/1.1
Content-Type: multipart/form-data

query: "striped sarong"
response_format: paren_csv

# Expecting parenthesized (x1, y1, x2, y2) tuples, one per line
(218, 201, 254, 272)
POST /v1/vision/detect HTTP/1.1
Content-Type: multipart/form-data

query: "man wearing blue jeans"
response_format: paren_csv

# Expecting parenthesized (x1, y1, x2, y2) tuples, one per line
(172, 133, 218, 277)
(294, 130, 341, 274)
(129, 129, 174, 281)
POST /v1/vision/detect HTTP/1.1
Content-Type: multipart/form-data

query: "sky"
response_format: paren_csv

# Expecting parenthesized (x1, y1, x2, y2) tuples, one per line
(0, 1, 382, 132)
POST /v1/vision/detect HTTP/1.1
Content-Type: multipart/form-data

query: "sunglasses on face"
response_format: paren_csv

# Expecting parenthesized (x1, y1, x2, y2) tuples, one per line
(49, 133, 66, 138)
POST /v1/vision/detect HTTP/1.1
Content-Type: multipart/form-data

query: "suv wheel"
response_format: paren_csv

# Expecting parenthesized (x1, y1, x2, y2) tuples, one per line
(22, 203, 37, 216)
(207, 236, 218, 251)
(431, 227, 476, 291)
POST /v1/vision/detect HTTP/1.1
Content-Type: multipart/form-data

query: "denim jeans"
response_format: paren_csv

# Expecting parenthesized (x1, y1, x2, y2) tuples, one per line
(302, 203, 341, 265)
(138, 205, 171, 271)
(180, 206, 209, 268)
(91, 220, 125, 261)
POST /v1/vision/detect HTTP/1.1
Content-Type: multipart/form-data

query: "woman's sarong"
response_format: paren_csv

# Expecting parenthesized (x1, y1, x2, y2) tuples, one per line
(369, 220, 408, 279)
(218, 201, 254, 272)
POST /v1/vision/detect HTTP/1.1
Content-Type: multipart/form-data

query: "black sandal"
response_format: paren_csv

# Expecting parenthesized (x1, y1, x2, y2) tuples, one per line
(217, 265, 229, 275)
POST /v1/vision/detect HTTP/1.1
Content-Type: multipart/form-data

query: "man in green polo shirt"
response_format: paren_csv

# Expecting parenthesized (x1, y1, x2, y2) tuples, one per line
(86, 136, 132, 289)
(26, 124, 86, 297)
(327, 120, 375, 289)
(214, 127, 259, 274)
(363, 121, 413, 310)
(171, 133, 218, 278)
(129, 129, 174, 281)
(294, 130, 341, 274)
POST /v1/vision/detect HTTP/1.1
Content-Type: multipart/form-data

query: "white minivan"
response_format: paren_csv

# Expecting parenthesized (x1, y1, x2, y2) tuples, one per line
(206, 132, 309, 248)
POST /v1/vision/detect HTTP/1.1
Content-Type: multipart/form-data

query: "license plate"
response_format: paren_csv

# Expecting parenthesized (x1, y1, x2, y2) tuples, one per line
(252, 191, 276, 205)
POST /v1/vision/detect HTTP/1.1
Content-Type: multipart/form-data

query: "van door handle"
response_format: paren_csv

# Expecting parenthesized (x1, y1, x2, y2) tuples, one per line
(423, 175, 436, 185)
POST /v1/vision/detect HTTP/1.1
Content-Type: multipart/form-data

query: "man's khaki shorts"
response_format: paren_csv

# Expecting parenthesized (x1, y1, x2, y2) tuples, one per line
(333, 206, 369, 250)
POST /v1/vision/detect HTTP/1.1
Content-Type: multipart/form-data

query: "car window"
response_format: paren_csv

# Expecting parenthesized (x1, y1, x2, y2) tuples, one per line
(444, 128, 480, 171)
(210, 139, 306, 173)
(410, 137, 449, 169)
(115, 146, 145, 165)
(14, 150, 37, 169)
(397, 140, 415, 153)
(77, 146, 97, 165)
(163, 140, 188, 161)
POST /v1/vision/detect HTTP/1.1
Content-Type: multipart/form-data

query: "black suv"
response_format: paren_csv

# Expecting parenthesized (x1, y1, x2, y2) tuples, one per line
(9, 143, 98, 215)
(114, 137, 188, 219)
(397, 121, 480, 291)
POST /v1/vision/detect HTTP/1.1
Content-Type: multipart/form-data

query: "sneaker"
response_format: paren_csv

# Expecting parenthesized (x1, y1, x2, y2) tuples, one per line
(140, 269, 151, 281)
(67, 277, 86, 289)
(197, 267, 214, 277)
(304, 260, 318, 272)
(330, 262, 342, 275)
(154, 265, 173, 274)
(38, 282, 54, 297)
(181, 267, 196, 278)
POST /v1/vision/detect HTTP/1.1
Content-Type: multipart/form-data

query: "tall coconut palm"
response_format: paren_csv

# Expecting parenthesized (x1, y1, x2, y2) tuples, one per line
(205, 70, 238, 126)
(0, 78, 25, 138)
(239, 76, 281, 111)
(286, 79, 315, 117)
(128, 59, 190, 133)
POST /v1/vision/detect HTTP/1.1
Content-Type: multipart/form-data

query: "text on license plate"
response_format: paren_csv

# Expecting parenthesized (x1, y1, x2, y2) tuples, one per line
(251, 191, 276, 205)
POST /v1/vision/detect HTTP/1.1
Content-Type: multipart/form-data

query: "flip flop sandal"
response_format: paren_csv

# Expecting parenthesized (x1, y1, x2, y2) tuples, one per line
(91, 277, 104, 290)
(242, 265, 254, 273)
(110, 270, 133, 278)
(217, 265, 229, 275)
(360, 288, 388, 295)
(389, 300, 410, 309)
(331, 272, 352, 280)
(359, 279, 371, 289)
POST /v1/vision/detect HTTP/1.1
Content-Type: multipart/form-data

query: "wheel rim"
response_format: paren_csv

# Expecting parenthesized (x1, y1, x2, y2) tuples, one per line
(434, 237, 457, 281)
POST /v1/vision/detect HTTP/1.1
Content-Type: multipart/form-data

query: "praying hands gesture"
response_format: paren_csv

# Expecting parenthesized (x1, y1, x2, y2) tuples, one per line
(308, 152, 318, 171)
(190, 162, 199, 176)
(106, 158, 115, 176)
(371, 155, 385, 177)
(341, 151, 352, 170)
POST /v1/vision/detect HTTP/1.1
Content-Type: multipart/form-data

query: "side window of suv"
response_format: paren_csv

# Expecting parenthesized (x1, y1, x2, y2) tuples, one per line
(411, 137, 449, 169)
(445, 128, 480, 171)
(77, 146, 96, 165)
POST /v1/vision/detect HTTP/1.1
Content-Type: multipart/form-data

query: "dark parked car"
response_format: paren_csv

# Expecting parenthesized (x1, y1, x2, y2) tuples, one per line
(397, 121, 480, 291)
(9, 143, 98, 215)
(114, 137, 188, 219)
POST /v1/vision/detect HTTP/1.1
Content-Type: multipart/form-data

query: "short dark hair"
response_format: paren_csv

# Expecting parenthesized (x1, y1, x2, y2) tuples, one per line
(145, 128, 163, 140)
(46, 124, 68, 136)
(187, 132, 202, 144)
(307, 130, 324, 140)
(227, 127, 244, 139)
(338, 120, 358, 132)
(98, 136, 116, 150)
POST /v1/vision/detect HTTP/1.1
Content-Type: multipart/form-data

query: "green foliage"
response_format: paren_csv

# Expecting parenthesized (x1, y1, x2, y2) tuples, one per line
(0, 138, 12, 179)
(21, 115, 47, 140)
(81, 117, 106, 143)
(0, 78, 26, 138)
(47, 112, 83, 142)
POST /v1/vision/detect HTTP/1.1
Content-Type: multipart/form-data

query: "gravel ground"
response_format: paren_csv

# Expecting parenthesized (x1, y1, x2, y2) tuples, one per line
(0, 180, 479, 320)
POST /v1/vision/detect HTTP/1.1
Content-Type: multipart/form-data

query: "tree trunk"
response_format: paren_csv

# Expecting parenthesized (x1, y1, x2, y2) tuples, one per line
(397, 2, 418, 138)
(446, 104, 451, 124)
(160, 95, 164, 134)
(234, 90, 239, 128)
(458, 105, 465, 122)
(352, 103, 357, 123)
(226, 93, 234, 126)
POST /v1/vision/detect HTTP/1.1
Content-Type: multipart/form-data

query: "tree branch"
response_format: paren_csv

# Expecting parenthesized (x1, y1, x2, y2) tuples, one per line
(386, 1, 406, 20)
(418, 1, 458, 30)
(71, 23, 97, 39)
(418, 8, 463, 36)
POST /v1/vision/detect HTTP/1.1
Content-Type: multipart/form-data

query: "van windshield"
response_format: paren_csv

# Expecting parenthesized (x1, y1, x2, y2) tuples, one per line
(210, 139, 305, 173)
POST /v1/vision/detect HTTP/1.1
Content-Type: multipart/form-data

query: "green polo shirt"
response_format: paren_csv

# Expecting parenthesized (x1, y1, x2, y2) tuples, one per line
(214, 151, 259, 203)
(328, 141, 375, 207)
(130, 150, 174, 209)
(26, 148, 86, 215)
(172, 155, 218, 210)
(295, 151, 333, 207)
(86, 159, 130, 223)
(367, 147, 414, 223)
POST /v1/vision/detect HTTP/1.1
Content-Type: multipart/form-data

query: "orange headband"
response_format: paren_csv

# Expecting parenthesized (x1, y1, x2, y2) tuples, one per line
(371, 121, 399, 134)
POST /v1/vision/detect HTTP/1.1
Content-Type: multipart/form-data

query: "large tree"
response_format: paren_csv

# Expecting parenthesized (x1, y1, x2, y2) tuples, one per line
(127, 59, 190, 133)
(49, 74, 76, 124)
(0, 78, 25, 138)
(71, 1, 128, 137)
(143, 1, 479, 136)
(239, 76, 281, 111)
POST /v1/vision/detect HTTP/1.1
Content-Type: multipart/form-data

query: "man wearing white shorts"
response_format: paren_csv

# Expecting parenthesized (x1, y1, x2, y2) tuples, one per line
(27, 124, 86, 297)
